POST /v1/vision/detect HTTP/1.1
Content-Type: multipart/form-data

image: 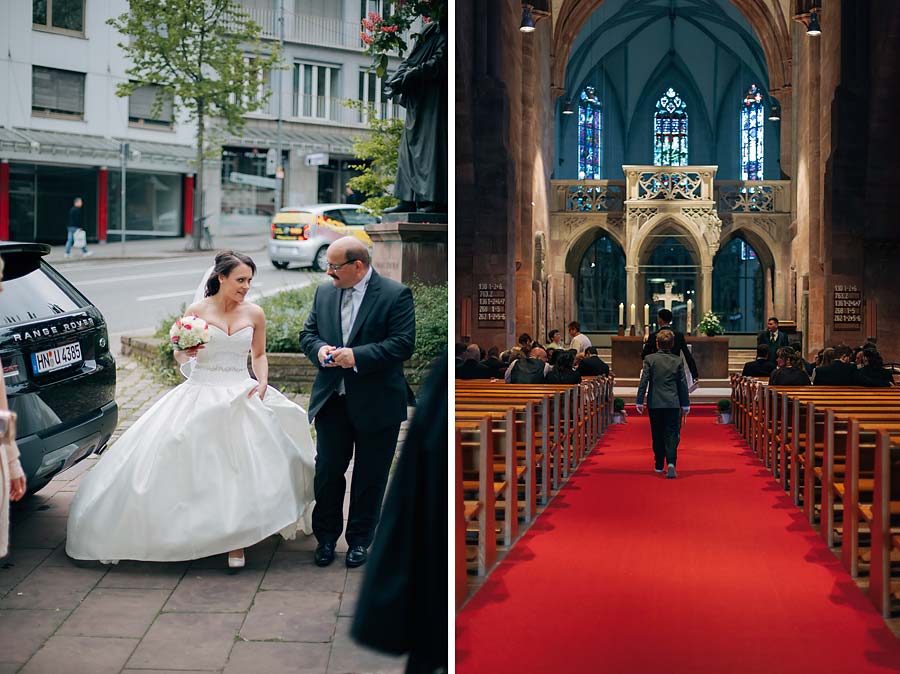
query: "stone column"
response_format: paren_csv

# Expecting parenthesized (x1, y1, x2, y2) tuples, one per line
(625, 265, 638, 324)
(700, 265, 713, 316)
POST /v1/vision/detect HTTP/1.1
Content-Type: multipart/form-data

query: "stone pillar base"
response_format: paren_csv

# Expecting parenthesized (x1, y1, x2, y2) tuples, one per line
(366, 214, 448, 285)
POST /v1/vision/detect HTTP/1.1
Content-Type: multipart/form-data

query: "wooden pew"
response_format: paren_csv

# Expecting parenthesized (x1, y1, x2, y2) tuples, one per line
(456, 418, 496, 578)
(869, 430, 900, 618)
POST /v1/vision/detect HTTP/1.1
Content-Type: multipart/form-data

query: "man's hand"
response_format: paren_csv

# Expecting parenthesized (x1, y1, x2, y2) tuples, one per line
(331, 347, 356, 369)
(318, 345, 338, 367)
(682, 406, 690, 416)
(635, 404, 644, 415)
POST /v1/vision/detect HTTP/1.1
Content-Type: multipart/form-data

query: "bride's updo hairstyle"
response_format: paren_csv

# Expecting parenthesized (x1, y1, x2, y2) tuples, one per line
(205, 251, 257, 297)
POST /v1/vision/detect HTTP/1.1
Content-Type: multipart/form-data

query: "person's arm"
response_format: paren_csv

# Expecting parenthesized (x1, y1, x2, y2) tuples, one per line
(347, 286, 416, 374)
(299, 286, 336, 367)
(641, 335, 654, 360)
(248, 306, 268, 399)
(0, 367, 25, 501)
(678, 337, 699, 381)
(635, 359, 651, 409)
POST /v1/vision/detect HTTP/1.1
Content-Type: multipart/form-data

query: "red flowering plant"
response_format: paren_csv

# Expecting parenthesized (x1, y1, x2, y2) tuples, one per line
(361, 0, 446, 78)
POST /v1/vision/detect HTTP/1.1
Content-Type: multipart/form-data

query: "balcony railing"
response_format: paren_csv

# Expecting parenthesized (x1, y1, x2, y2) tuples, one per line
(232, 6, 411, 52)
(552, 175, 791, 214)
(288, 95, 404, 126)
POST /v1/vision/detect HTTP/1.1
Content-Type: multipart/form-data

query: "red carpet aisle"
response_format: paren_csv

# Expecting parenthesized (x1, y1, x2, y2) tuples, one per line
(456, 411, 900, 674)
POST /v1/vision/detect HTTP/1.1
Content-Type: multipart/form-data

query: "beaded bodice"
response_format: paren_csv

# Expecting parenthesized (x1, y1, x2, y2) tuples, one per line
(188, 325, 253, 385)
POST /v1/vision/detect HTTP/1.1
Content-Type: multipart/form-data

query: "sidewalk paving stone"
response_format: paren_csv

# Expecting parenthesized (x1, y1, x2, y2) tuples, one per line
(224, 641, 330, 674)
(125, 612, 244, 671)
(56, 588, 170, 638)
(20, 636, 138, 674)
(164, 569, 264, 613)
(0, 610, 70, 666)
(326, 617, 404, 674)
(240, 590, 340, 643)
(0, 565, 105, 610)
(97, 561, 189, 590)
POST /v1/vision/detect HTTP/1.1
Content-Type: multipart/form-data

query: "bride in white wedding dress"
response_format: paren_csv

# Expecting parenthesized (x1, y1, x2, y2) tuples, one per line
(66, 251, 315, 568)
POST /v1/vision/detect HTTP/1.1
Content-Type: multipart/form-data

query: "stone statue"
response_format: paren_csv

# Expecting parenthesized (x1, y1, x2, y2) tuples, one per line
(383, 20, 447, 213)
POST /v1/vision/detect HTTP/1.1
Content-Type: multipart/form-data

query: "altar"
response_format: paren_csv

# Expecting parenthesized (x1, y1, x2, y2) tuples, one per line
(610, 336, 730, 379)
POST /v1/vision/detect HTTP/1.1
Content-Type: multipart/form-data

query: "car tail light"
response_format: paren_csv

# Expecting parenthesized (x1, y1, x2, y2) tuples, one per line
(302, 225, 310, 239)
(271, 223, 278, 239)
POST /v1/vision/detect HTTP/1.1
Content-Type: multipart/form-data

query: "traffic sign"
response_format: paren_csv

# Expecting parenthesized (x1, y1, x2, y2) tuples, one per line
(229, 172, 278, 189)
(305, 152, 328, 166)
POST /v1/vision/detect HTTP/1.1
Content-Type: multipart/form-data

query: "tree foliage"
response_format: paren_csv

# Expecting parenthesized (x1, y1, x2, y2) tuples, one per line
(345, 100, 403, 215)
(108, 0, 281, 157)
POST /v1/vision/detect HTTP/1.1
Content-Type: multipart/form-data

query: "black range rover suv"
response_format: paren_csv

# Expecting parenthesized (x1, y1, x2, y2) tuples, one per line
(0, 242, 117, 493)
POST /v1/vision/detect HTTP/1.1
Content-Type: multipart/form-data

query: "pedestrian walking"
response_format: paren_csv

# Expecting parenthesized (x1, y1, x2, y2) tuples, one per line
(65, 197, 92, 258)
(635, 329, 691, 478)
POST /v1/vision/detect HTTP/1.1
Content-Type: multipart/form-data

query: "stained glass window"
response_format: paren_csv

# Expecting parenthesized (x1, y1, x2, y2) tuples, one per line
(577, 234, 625, 331)
(578, 86, 602, 179)
(713, 237, 763, 333)
(741, 84, 765, 180)
(653, 87, 688, 166)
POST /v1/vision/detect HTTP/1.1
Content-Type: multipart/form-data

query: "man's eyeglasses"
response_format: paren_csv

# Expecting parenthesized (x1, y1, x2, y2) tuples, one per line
(326, 260, 358, 272)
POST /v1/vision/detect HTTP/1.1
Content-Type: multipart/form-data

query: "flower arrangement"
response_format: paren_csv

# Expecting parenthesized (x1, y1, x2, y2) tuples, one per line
(697, 311, 724, 336)
(169, 315, 210, 350)
(360, 0, 446, 77)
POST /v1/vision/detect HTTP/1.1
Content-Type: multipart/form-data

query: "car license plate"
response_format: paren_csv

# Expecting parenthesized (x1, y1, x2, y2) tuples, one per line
(31, 342, 83, 374)
(279, 246, 294, 255)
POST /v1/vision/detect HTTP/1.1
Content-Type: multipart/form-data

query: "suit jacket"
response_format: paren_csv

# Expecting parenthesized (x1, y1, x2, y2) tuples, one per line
(812, 361, 861, 387)
(636, 351, 690, 409)
(742, 359, 776, 377)
(857, 364, 894, 387)
(456, 360, 492, 380)
(757, 330, 790, 362)
(300, 270, 415, 429)
(578, 355, 610, 378)
(642, 328, 698, 380)
(480, 357, 506, 379)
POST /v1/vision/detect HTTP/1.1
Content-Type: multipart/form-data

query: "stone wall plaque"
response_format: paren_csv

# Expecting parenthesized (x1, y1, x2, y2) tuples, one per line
(477, 282, 506, 327)
(832, 282, 862, 331)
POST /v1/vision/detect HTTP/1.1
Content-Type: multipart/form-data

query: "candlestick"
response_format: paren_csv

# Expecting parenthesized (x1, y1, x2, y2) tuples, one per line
(686, 299, 693, 334)
(644, 303, 650, 326)
(618, 303, 624, 326)
(630, 303, 636, 326)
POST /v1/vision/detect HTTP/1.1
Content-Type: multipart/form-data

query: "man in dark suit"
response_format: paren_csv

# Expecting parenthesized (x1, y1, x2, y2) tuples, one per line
(578, 346, 610, 377)
(456, 344, 492, 379)
(741, 344, 776, 377)
(300, 237, 416, 569)
(757, 317, 790, 364)
(642, 308, 699, 384)
(813, 344, 862, 386)
(635, 329, 691, 478)
(480, 346, 506, 379)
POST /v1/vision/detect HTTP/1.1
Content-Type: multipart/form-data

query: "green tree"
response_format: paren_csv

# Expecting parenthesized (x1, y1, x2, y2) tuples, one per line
(109, 0, 281, 250)
(345, 100, 403, 215)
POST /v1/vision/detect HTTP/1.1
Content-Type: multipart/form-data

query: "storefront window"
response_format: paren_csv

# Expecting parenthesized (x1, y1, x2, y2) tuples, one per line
(10, 164, 96, 244)
(107, 171, 182, 240)
(221, 146, 286, 227)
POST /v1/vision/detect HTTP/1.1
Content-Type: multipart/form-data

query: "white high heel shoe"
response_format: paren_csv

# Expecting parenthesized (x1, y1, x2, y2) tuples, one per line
(228, 550, 245, 569)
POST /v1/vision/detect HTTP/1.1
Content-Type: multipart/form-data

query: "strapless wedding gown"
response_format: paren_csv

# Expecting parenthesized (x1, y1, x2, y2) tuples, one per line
(66, 325, 315, 562)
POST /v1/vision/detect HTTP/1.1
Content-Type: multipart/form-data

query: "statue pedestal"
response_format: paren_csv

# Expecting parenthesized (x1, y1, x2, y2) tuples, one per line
(366, 214, 448, 285)
(610, 335, 729, 379)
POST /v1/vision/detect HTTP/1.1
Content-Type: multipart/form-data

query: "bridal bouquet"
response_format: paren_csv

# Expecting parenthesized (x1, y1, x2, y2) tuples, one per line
(169, 315, 211, 350)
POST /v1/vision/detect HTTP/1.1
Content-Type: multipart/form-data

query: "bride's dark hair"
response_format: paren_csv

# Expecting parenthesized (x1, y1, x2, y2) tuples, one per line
(205, 251, 257, 297)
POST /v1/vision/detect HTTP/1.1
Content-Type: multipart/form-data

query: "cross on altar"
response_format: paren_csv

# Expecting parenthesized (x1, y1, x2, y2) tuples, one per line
(652, 281, 684, 310)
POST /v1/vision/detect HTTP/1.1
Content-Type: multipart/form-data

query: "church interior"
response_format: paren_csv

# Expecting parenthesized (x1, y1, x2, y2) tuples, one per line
(454, 2, 900, 671)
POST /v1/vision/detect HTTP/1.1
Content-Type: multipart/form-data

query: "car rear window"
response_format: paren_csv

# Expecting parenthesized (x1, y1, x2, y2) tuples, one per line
(341, 209, 377, 226)
(0, 256, 87, 325)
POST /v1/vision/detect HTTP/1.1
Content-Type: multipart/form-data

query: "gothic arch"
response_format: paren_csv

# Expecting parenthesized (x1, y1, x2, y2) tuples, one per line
(564, 223, 626, 277)
(628, 213, 713, 270)
(721, 224, 777, 271)
(552, 0, 792, 98)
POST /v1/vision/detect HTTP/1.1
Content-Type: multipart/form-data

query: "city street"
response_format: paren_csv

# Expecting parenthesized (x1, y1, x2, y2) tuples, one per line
(46, 233, 325, 337)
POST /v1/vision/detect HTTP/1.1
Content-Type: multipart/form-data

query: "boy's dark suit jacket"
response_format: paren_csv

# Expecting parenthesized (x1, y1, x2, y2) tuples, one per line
(642, 328, 699, 380)
(300, 270, 416, 430)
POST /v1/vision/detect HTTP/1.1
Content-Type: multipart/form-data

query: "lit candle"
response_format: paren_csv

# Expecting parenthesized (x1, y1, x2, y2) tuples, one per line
(686, 299, 693, 334)
(644, 304, 650, 326)
(618, 303, 624, 326)
(630, 303, 636, 326)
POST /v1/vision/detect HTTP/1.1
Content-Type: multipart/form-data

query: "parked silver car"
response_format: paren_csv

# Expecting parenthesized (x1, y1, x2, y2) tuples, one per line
(267, 204, 378, 271)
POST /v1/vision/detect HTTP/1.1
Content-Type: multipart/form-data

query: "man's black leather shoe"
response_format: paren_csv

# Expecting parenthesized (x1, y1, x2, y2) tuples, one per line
(346, 545, 368, 568)
(314, 542, 336, 567)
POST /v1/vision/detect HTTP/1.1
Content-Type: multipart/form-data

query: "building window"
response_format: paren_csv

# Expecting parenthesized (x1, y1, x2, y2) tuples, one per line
(32, 0, 84, 35)
(712, 236, 764, 333)
(293, 62, 340, 121)
(741, 84, 765, 180)
(358, 70, 399, 123)
(361, 0, 394, 20)
(653, 87, 688, 166)
(578, 86, 602, 180)
(129, 84, 174, 128)
(577, 234, 626, 332)
(32, 66, 85, 119)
